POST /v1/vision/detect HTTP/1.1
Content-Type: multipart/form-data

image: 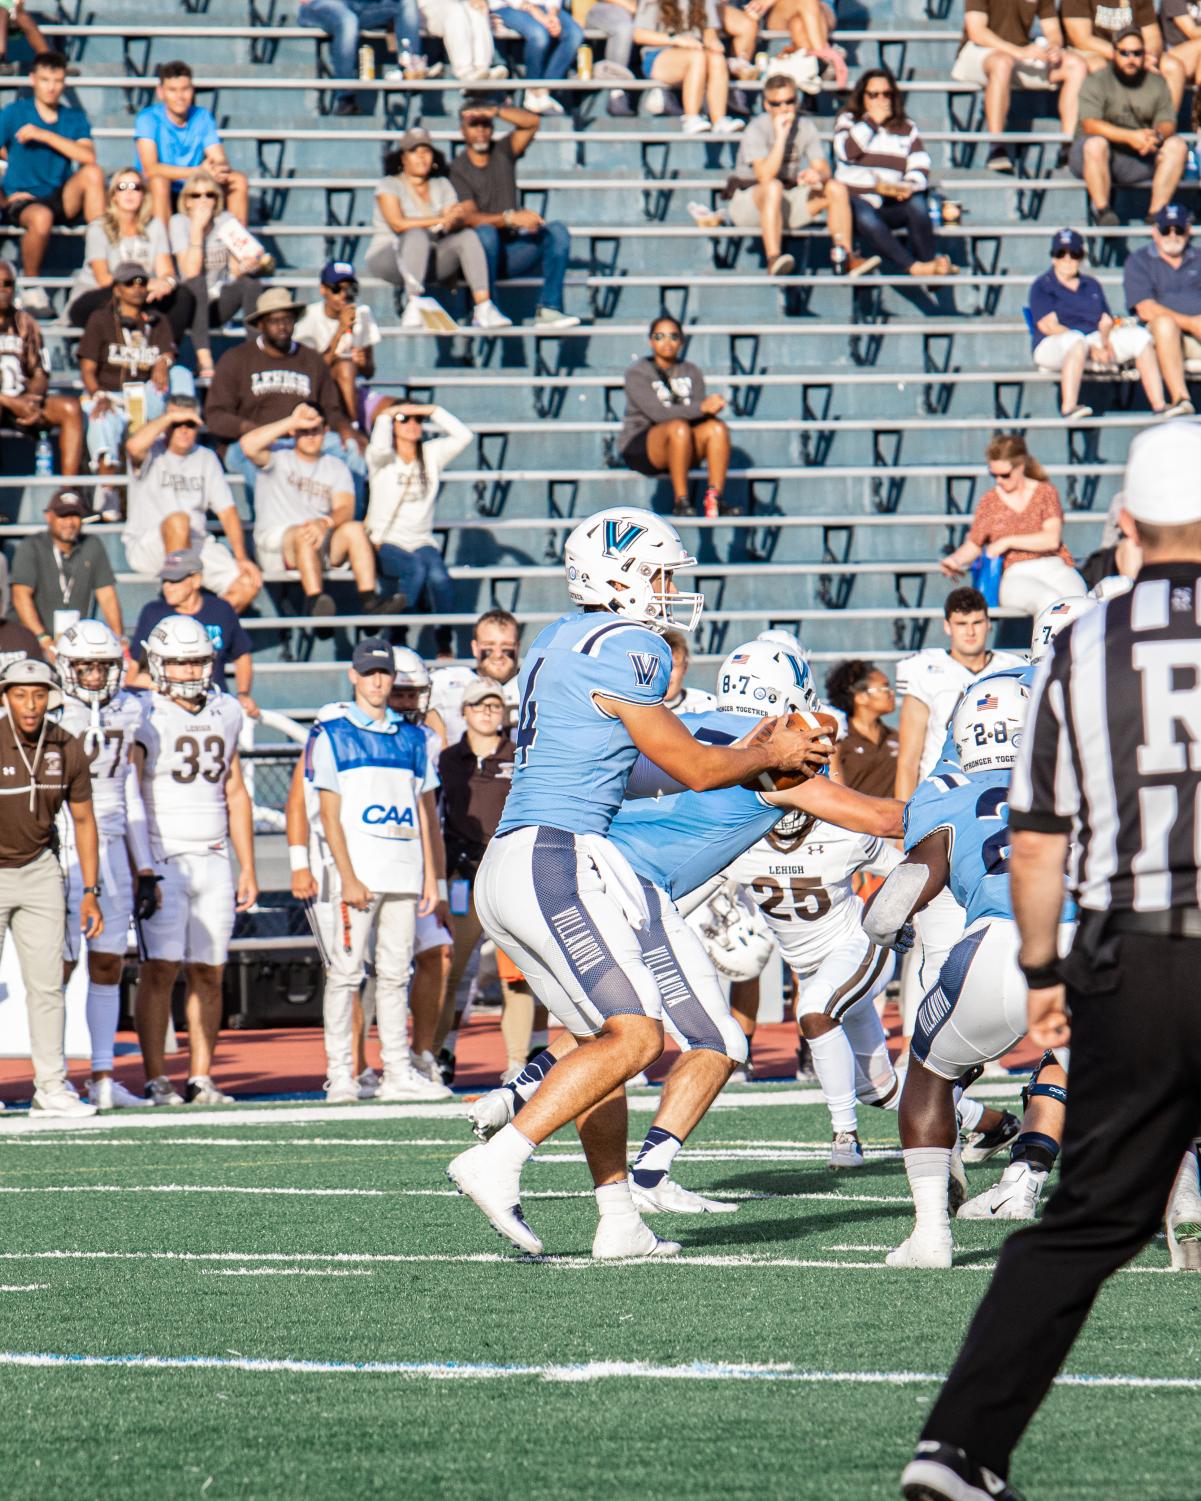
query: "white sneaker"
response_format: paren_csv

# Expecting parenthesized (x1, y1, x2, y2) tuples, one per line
(409, 1050, 444, 1087)
(680, 114, 711, 135)
(324, 1073, 361, 1105)
(376, 1064, 452, 1101)
(592, 1213, 682, 1259)
(30, 1084, 97, 1118)
(400, 299, 426, 330)
(487, 63, 510, 78)
(356, 1066, 380, 1099)
(467, 1085, 517, 1141)
(630, 1177, 737, 1214)
(958, 1161, 1047, 1221)
(447, 1142, 543, 1255)
(86, 1077, 150, 1110)
(471, 298, 512, 330)
(533, 306, 582, 329)
(626, 1070, 649, 1088)
(710, 115, 745, 133)
(17, 284, 50, 316)
(186, 1076, 234, 1105)
(144, 1075, 184, 1107)
(830, 1131, 865, 1170)
(644, 86, 667, 115)
(524, 88, 563, 114)
(885, 1229, 953, 1269)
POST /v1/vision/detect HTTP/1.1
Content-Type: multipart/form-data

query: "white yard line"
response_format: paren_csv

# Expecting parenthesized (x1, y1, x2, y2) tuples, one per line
(201, 1268, 373, 1277)
(0, 1184, 913, 1204)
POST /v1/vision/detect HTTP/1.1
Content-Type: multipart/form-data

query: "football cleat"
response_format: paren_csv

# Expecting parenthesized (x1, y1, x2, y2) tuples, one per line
(948, 1141, 968, 1215)
(630, 1177, 738, 1214)
(592, 1213, 682, 1259)
(376, 1065, 452, 1101)
(447, 1144, 543, 1256)
(961, 1110, 1021, 1164)
(958, 1162, 1046, 1221)
(886, 1230, 953, 1270)
(436, 1048, 456, 1086)
(901, 1440, 1025, 1500)
(467, 1085, 518, 1142)
(324, 1073, 361, 1105)
(409, 1050, 444, 1088)
(830, 1131, 865, 1170)
(356, 1067, 380, 1099)
(1166, 1218, 1201, 1272)
(86, 1077, 150, 1110)
(186, 1076, 234, 1105)
(144, 1075, 184, 1107)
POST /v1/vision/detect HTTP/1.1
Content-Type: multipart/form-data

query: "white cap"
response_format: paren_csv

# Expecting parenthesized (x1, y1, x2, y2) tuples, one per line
(1123, 420, 1201, 524)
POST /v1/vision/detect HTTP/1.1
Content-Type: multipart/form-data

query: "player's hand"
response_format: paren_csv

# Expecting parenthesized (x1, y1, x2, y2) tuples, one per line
(1027, 983, 1070, 1050)
(80, 893, 104, 940)
(417, 875, 439, 917)
(884, 920, 916, 955)
(235, 871, 259, 911)
(341, 875, 373, 910)
(291, 868, 318, 902)
(134, 871, 162, 921)
(761, 716, 833, 775)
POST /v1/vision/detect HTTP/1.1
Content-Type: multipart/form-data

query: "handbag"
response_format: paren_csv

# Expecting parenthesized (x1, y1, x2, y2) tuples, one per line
(970, 552, 1004, 607)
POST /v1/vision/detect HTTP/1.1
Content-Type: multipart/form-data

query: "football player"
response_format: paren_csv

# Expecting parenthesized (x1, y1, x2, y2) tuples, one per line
(427, 609, 522, 746)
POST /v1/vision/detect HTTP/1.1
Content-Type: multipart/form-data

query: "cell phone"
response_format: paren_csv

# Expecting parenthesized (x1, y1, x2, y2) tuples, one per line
(450, 878, 470, 916)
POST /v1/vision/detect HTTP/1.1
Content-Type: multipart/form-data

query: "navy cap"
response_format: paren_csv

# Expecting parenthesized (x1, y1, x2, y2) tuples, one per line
(1155, 203, 1192, 234)
(351, 637, 396, 676)
(1051, 227, 1085, 257)
(320, 260, 358, 287)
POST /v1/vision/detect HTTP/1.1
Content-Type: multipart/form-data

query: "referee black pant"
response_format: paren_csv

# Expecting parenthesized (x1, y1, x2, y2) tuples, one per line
(919, 931, 1201, 1479)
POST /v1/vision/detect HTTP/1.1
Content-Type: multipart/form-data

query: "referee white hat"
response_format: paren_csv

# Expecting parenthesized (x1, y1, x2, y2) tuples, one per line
(1124, 420, 1201, 524)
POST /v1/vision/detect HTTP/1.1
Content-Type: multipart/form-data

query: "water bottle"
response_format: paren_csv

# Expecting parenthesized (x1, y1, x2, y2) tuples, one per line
(929, 191, 942, 228)
(34, 433, 53, 477)
(830, 244, 848, 277)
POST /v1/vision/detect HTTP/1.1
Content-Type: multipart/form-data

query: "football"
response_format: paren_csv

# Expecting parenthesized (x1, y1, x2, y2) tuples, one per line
(753, 710, 840, 792)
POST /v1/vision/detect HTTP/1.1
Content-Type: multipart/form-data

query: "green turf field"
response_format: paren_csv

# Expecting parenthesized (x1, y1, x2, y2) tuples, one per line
(0, 1088, 1198, 1500)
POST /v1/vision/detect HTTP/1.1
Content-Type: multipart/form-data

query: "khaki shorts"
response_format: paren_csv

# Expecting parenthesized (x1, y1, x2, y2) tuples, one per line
(254, 523, 332, 576)
(951, 39, 1056, 89)
(729, 182, 823, 229)
(124, 529, 242, 596)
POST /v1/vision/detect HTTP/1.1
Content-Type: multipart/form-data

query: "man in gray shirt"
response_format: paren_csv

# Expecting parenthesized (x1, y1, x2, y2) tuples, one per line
(728, 75, 874, 277)
(10, 488, 123, 657)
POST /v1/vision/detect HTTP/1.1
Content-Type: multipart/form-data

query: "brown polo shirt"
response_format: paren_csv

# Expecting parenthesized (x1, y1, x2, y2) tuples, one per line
(0, 714, 91, 868)
(838, 723, 899, 798)
(438, 732, 515, 879)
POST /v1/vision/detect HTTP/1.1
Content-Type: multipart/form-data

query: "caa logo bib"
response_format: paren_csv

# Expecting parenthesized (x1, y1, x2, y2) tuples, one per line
(363, 804, 415, 828)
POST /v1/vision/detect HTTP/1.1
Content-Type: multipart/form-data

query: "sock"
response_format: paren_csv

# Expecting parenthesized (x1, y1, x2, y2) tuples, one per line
(902, 1147, 952, 1238)
(956, 1093, 986, 1134)
(486, 1122, 536, 1168)
(507, 1047, 558, 1104)
(631, 1126, 681, 1188)
(85, 981, 120, 1075)
(1011, 1131, 1059, 1173)
(595, 1180, 637, 1217)
(807, 1028, 858, 1134)
(842, 998, 897, 1109)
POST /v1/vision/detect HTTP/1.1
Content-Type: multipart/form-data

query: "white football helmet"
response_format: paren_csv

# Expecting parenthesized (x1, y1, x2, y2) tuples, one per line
(390, 645, 431, 721)
(715, 638, 819, 718)
(952, 676, 1031, 775)
(563, 506, 702, 632)
(145, 613, 215, 700)
(688, 882, 774, 982)
(1029, 595, 1099, 663)
(756, 627, 805, 658)
(55, 618, 123, 706)
(1088, 574, 1134, 603)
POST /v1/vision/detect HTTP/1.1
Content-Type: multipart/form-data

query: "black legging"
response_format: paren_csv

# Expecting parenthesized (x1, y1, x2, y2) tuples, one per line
(68, 282, 196, 347)
(183, 273, 264, 355)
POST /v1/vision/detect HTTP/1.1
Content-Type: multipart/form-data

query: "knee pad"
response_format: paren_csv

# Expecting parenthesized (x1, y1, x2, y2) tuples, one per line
(1021, 1049, 1068, 1113)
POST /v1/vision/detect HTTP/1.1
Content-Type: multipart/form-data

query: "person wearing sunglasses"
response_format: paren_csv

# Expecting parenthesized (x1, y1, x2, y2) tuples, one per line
(0, 258, 83, 475)
(426, 608, 522, 749)
(295, 259, 384, 426)
(1062, 0, 1186, 108)
(1123, 202, 1201, 413)
(1068, 26, 1187, 224)
(833, 68, 954, 278)
(824, 659, 898, 797)
(1030, 226, 1172, 420)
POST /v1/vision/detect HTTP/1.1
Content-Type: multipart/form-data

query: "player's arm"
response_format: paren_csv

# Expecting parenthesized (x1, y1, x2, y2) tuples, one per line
(1011, 827, 1072, 1050)
(121, 752, 160, 919)
(225, 751, 258, 911)
(894, 694, 928, 803)
(423, 706, 448, 748)
(67, 797, 103, 938)
(318, 787, 371, 910)
(765, 777, 903, 838)
(416, 789, 447, 923)
(285, 754, 317, 901)
(861, 829, 949, 949)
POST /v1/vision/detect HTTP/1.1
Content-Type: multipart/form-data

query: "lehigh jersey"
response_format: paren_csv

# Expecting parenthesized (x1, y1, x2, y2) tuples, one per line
(727, 820, 900, 971)
(666, 686, 717, 717)
(137, 691, 243, 857)
(428, 666, 521, 746)
(904, 769, 1013, 926)
(896, 648, 1026, 780)
(57, 690, 143, 842)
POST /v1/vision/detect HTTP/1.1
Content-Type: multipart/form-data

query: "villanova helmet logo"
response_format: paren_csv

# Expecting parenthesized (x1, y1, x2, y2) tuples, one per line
(602, 518, 647, 557)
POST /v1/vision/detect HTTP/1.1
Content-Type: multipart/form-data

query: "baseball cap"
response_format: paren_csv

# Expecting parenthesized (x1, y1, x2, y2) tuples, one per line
(47, 488, 87, 517)
(462, 676, 505, 708)
(1051, 228, 1085, 258)
(352, 637, 397, 676)
(1123, 420, 1201, 524)
(160, 548, 203, 582)
(1155, 204, 1192, 234)
(397, 126, 433, 153)
(0, 656, 62, 709)
(112, 261, 148, 283)
(320, 260, 358, 287)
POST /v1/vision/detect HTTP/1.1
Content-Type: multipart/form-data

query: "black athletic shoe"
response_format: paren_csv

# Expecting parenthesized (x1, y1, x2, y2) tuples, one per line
(962, 1109, 1021, 1164)
(437, 1047, 456, 1086)
(901, 1441, 1025, 1500)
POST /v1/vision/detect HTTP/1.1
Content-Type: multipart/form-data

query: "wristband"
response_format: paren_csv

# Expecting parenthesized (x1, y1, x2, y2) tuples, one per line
(436, 879, 448, 901)
(1019, 958, 1061, 989)
(288, 844, 310, 872)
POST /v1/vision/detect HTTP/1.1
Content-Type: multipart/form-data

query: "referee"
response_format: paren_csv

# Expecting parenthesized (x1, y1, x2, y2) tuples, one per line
(901, 419, 1201, 1501)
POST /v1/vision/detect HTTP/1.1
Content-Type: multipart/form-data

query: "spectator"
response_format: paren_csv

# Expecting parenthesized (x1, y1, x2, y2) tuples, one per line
(365, 398, 472, 651)
(297, 0, 429, 116)
(0, 51, 104, 314)
(1163, 0, 1201, 96)
(366, 128, 508, 332)
(728, 74, 867, 278)
(951, 0, 1086, 173)
(134, 60, 249, 226)
(619, 313, 734, 517)
(295, 260, 383, 426)
(127, 549, 257, 712)
(170, 168, 270, 383)
(11, 487, 123, 653)
(939, 435, 1088, 614)
(0, 1, 53, 75)
(76, 263, 176, 505)
(1031, 225, 1170, 418)
(1069, 28, 1186, 224)
(632, 0, 745, 135)
(833, 70, 955, 278)
(204, 287, 366, 498)
(450, 103, 580, 328)
(824, 658, 898, 796)
(66, 167, 195, 347)
(0, 258, 82, 474)
(241, 402, 402, 620)
(123, 397, 262, 613)
(663, 629, 717, 713)
(586, 0, 638, 114)
(1079, 504, 1142, 589)
(427, 607, 522, 742)
(767, 0, 846, 86)
(489, 0, 583, 115)
(1124, 202, 1201, 414)
(1062, 0, 1186, 106)
(419, 0, 505, 80)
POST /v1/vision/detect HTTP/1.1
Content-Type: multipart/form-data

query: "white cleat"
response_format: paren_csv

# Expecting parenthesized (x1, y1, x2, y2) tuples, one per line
(409, 1050, 444, 1087)
(446, 1144, 543, 1255)
(886, 1230, 953, 1270)
(186, 1076, 234, 1105)
(30, 1084, 97, 1119)
(467, 1086, 517, 1141)
(86, 1077, 151, 1110)
(1166, 1217, 1201, 1271)
(1165, 1150, 1201, 1270)
(830, 1131, 865, 1169)
(630, 1177, 738, 1214)
(324, 1073, 361, 1105)
(958, 1161, 1047, 1221)
(592, 1213, 682, 1259)
(356, 1066, 380, 1099)
(376, 1064, 452, 1101)
(144, 1075, 184, 1107)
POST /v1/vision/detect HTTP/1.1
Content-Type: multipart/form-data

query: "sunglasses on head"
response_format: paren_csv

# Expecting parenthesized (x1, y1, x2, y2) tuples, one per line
(114, 180, 143, 192)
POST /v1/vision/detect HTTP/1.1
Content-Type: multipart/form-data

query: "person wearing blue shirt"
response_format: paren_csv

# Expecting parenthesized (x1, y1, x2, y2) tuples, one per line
(1030, 226, 1168, 421)
(134, 60, 249, 227)
(129, 548, 255, 709)
(1123, 202, 1201, 415)
(0, 51, 104, 311)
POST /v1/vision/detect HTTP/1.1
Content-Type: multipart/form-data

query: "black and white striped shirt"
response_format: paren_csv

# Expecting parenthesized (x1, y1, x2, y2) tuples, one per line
(1010, 562, 1201, 913)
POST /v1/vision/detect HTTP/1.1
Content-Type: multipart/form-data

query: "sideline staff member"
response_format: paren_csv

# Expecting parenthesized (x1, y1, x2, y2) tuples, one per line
(0, 657, 102, 1118)
(901, 419, 1201, 1501)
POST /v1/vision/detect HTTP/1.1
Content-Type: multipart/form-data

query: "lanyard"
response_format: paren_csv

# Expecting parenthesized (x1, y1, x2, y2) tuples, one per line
(51, 540, 74, 606)
(8, 716, 48, 814)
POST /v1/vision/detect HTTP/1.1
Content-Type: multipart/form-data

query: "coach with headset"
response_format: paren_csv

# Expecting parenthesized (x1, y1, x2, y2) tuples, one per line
(899, 420, 1201, 1501)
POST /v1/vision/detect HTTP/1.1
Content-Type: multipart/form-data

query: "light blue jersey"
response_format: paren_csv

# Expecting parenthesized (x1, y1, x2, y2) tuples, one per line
(608, 710, 782, 900)
(930, 663, 1036, 777)
(496, 612, 672, 838)
(904, 769, 1013, 926)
